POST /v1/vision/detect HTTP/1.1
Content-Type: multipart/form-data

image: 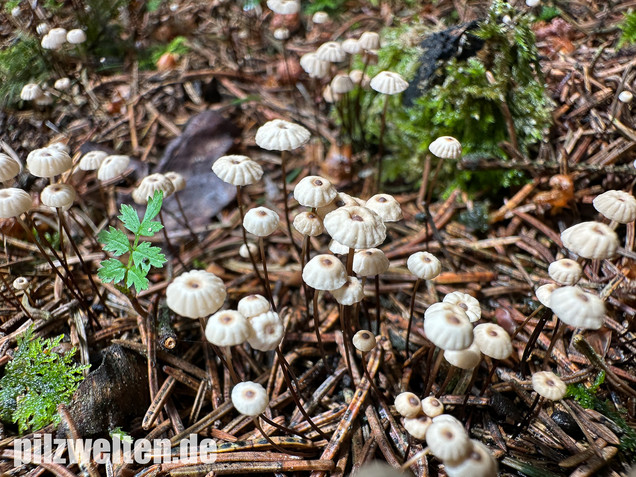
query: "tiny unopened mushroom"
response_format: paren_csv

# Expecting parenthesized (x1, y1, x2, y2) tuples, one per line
(78, 150, 108, 171)
(548, 259, 582, 286)
(473, 323, 512, 360)
(323, 205, 386, 250)
(358, 31, 380, 50)
(407, 251, 441, 280)
(535, 283, 559, 307)
(532, 371, 566, 401)
(205, 310, 250, 347)
(166, 270, 226, 319)
(54, 77, 71, 91)
(247, 311, 284, 351)
(212, 155, 263, 186)
(424, 305, 473, 351)
(549, 286, 605, 330)
(619, 90, 633, 104)
(444, 440, 498, 477)
(36, 23, 50, 35)
(429, 136, 462, 159)
(331, 276, 364, 305)
(312, 11, 329, 24)
(26, 147, 72, 178)
(365, 194, 402, 222)
(132, 173, 175, 204)
(0, 153, 21, 182)
(273, 28, 289, 41)
(0, 188, 32, 218)
(316, 41, 346, 63)
(443, 291, 481, 322)
(302, 254, 347, 290)
(395, 392, 421, 418)
(425, 420, 472, 465)
(66, 29, 86, 44)
(293, 175, 337, 208)
(243, 207, 280, 237)
(20, 83, 43, 101)
(352, 330, 376, 352)
(444, 342, 482, 370)
(293, 211, 324, 236)
(560, 221, 618, 259)
(404, 415, 432, 440)
(97, 155, 130, 181)
(238, 294, 271, 318)
(40, 183, 76, 210)
(239, 242, 259, 260)
(593, 190, 636, 224)
(231, 381, 269, 416)
(422, 396, 444, 418)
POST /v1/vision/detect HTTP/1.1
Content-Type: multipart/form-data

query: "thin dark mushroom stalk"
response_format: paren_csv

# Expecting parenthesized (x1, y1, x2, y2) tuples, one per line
(252, 417, 315, 457)
(279, 150, 301, 259)
(352, 330, 385, 402)
(236, 185, 265, 288)
(311, 288, 330, 370)
(170, 189, 199, 245)
(258, 237, 275, 311)
(157, 207, 188, 271)
(405, 277, 421, 358)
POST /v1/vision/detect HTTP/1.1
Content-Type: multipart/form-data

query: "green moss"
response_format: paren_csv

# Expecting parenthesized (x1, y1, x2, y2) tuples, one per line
(0, 34, 50, 108)
(139, 36, 190, 71)
(618, 10, 636, 48)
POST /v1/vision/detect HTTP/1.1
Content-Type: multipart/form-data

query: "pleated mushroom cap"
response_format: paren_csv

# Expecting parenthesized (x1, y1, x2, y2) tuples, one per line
(404, 416, 432, 440)
(300, 53, 330, 79)
(231, 381, 269, 416)
(293, 211, 324, 237)
(48, 27, 67, 44)
(548, 259, 582, 286)
(26, 147, 72, 178)
(97, 155, 130, 181)
(243, 207, 280, 237)
(316, 41, 346, 63)
(302, 254, 347, 291)
(212, 155, 263, 186)
(407, 251, 441, 280)
(425, 420, 472, 465)
(444, 343, 481, 370)
(395, 392, 421, 418)
(316, 192, 364, 218)
(331, 74, 354, 94)
(473, 323, 512, 359)
(535, 283, 559, 307)
(353, 248, 389, 277)
(0, 188, 31, 218)
(166, 270, 226, 319)
(78, 150, 108, 171)
(266, 0, 299, 14)
(424, 305, 473, 351)
(358, 31, 380, 50)
(532, 371, 566, 401)
(205, 310, 250, 347)
(40, 183, 75, 210)
(247, 311, 284, 351)
(593, 190, 636, 224)
(429, 136, 462, 159)
(239, 242, 259, 260)
(293, 175, 337, 208)
(48, 142, 69, 154)
(370, 71, 408, 95)
(365, 194, 402, 222)
(342, 38, 361, 54)
(331, 276, 364, 305)
(132, 173, 175, 205)
(561, 221, 618, 259)
(0, 153, 21, 182)
(324, 205, 386, 249)
(255, 119, 311, 151)
(549, 286, 605, 330)
(422, 396, 444, 418)
(238, 294, 271, 318)
(41, 32, 65, 50)
(20, 83, 43, 101)
(164, 171, 186, 192)
(443, 291, 481, 322)
(445, 440, 498, 477)
(352, 330, 376, 353)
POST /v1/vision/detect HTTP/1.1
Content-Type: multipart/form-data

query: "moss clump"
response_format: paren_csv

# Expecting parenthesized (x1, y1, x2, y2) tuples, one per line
(618, 10, 636, 48)
(0, 34, 50, 108)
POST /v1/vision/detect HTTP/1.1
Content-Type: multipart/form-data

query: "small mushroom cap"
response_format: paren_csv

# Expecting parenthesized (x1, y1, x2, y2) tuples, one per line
(78, 150, 108, 171)
(535, 283, 559, 307)
(549, 286, 605, 330)
(593, 190, 636, 224)
(97, 155, 130, 181)
(525, 0, 541, 6)
(66, 29, 86, 44)
(293, 211, 324, 237)
(358, 31, 381, 50)
(41, 33, 65, 50)
(312, 11, 329, 24)
(443, 291, 481, 322)
(316, 41, 346, 63)
(166, 270, 227, 319)
(425, 420, 472, 465)
(404, 415, 432, 440)
(532, 371, 566, 401)
(231, 381, 269, 416)
(352, 330, 376, 352)
(422, 396, 444, 418)
(548, 259, 582, 286)
(302, 254, 347, 291)
(324, 206, 386, 249)
(36, 23, 50, 35)
(247, 311, 284, 351)
(424, 304, 473, 351)
(365, 194, 402, 222)
(432, 414, 463, 426)
(407, 251, 441, 280)
(328, 239, 350, 255)
(13, 277, 29, 290)
(445, 440, 498, 477)
(238, 294, 271, 318)
(331, 74, 354, 94)
(429, 136, 462, 159)
(163, 171, 186, 192)
(473, 323, 512, 360)
(266, 0, 299, 14)
(0, 153, 22, 182)
(395, 392, 421, 418)
(353, 248, 389, 277)
(444, 343, 482, 370)
(40, 183, 76, 210)
(20, 83, 43, 101)
(331, 276, 364, 305)
(370, 71, 409, 95)
(273, 28, 290, 41)
(205, 310, 250, 347)
(323, 84, 339, 103)
(619, 90, 634, 104)
(132, 173, 175, 204)
(300, 53, 330, 79)
(561, 221, 619, 259)
(48, 27, 67, 43)
(26, 147, 72, 178)
(239, 242, 259, 260)
(0, 188, 32, 218)
(212, 155, 263, 186)
(293, 175, 337, 208)
(349, 69, 370, 88)
(255, 119, 311, 151)
(54, 77, 71, 91)
(243, 207, 280, 237)
(341, 38, 361, 54)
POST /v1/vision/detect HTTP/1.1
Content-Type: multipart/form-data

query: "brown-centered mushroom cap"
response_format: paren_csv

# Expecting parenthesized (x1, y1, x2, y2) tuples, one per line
(302, 254, 347, 291)
(323, 205, 386, 249)
(0, 188, 32, 218)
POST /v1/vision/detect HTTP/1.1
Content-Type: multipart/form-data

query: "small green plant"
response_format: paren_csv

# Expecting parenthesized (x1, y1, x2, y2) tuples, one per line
(98, 190, 167, 293)
(140, 36, 190, 71)
(536, 5, 561, 22)
(566, 370, 605, 408)
(618, 10, 636, 48)
(0, 328, 87, 433)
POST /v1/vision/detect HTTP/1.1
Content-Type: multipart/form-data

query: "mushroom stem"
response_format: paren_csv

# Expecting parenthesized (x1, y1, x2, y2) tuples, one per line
(479, 358, 499, 396)
(520, 306, 552, 376)
(360, 350, 385, 403)
(375, 94, 390, 191)
(311, 288, 330, 371)
(258, 237, 276, 311)
(514, 394, 541, 437)
(300, 234, 311, 322)
(252, 416, 313, 457)
(424, 347, 444, 396)
(0, 272, 34, 321)
(158, 208, 188, 271)
(338, 304, 354, 378)
(258, 411, 308, 440)
(401, 446, 430, 471)
(374, 275, 381, 334)
(436, 365, 457, 397)
(405, 278, 422, 358)
(346, 247, 354, 276)
(543, 319, 563, 369)
(173, 191, 199, 245)
(222, 346, 241, 385)
(236, 186, 266, 290)
(279, 151, 301, 261)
